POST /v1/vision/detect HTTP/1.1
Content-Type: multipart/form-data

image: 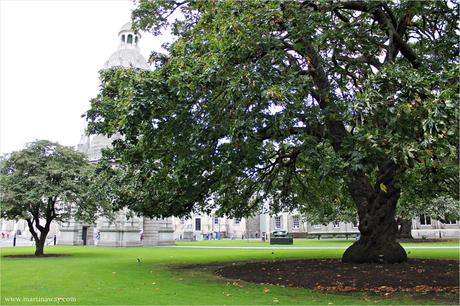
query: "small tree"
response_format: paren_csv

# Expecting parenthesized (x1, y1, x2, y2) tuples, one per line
(0, 140, 101, 256)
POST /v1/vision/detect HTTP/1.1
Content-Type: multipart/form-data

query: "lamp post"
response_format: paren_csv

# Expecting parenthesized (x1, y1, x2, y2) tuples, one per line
(211, 215, 214, 234)
(218, 220, 221, 240)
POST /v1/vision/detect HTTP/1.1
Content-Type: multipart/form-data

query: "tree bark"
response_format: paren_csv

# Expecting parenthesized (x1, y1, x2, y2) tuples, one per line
(284, 6, 412, 263)
(342, 165, 407, 263)
(26, 218, 50, 256)
(35, 237, 46, 256)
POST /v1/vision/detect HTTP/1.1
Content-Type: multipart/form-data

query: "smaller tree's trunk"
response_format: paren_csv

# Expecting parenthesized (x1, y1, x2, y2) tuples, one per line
(396, 217, 413, 239)
(26, 218, 50, 256)
(35, 237, 46, 256)
(33, 229, 49, 256)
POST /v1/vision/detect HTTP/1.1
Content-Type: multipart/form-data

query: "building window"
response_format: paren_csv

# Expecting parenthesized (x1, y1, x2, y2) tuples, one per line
(443, 218, 457, 225)
(127, 34, 133, 44)
(214, 217, 219, 225)
(195, 218, 201, 231)
(275, 216, 282, 229)
(420, 214, 431, 226)
(180, 217, 185, 224)
(135, 36, 138, 44)
(121, 34, 125, 43)
(313, 224, 322, 229)
(293, 216, 300, 229)
(333, 222, 340, 228)
(234, 218, 241, 225)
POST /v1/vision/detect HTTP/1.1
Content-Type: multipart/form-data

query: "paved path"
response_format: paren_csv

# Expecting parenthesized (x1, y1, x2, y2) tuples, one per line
(2, 240, 458, 250)
(166, 245, 460, 250)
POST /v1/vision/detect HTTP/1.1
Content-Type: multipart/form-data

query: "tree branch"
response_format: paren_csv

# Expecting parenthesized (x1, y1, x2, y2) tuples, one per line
(333, 8, 350, 23)
(291, 38, 348, 151)
(26, 218, 39, 242)
(30, 208, 45, 232)
(339, 1, 421, 68)
(334, 52, 382, 69)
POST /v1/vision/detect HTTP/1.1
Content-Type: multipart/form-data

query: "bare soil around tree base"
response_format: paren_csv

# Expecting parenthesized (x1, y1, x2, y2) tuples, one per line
(215, 259, 459, 296)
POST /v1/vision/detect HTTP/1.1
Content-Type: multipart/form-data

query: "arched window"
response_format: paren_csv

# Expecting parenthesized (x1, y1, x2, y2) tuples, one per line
(121, 34, 125, 43)
(135, 36, 138, 44)
(127, 34, 133, 44)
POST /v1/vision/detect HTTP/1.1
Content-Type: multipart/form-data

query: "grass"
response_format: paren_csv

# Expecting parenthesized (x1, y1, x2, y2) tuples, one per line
(176, 238, 460, 248)
(1, 240, 458, 305)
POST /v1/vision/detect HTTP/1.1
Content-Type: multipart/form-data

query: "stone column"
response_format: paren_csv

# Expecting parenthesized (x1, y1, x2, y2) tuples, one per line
(120, 216, 143, 247)
(143, 217, 175, 246)
(158, 217, 175, 246)
(142, 218, 159, 246)
(259, 213, 270, 240)
(98, 211, 142, 247)
(245, 216, 260, 238)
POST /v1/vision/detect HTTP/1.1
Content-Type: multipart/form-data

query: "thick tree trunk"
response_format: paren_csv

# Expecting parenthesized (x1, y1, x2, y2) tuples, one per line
(396, 217, 413, 239)
(35, 238, 46, 256)
(342, 165, 407, 263)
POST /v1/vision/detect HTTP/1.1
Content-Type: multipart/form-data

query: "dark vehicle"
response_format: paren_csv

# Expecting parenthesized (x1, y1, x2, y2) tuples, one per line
(270, 230, 293, 245)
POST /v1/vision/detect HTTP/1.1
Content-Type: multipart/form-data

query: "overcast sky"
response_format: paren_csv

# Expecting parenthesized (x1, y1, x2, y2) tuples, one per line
(0, 0, 166, 154)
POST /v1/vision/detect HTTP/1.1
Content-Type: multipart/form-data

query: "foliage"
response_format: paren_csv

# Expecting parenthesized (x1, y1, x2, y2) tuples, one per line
(85, 1, 458, 222)
(398, 157, 459, 221)
(0, 140, 107, 238)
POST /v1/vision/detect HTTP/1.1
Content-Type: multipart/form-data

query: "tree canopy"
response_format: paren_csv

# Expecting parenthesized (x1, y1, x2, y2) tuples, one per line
(85, 0, 458, 262)
(0, 140, 104, 255)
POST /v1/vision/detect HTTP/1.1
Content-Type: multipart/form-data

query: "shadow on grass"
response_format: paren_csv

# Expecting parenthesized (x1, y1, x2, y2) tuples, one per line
(3, 254, 71, 259)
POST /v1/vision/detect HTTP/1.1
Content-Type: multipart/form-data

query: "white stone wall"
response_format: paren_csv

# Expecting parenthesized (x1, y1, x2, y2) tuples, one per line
(1, 218, 59, 240)
(172, 215, 247, 240)
(412, 217, 460, 239)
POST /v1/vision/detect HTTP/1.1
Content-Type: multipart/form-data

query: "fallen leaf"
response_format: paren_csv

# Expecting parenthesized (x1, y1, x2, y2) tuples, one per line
(232, 281, 243, 288)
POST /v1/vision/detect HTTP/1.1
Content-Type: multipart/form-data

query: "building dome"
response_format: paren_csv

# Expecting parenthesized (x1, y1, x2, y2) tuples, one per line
(119, 22, 133, 34)
(103, 22, 149, 70)
(103, 49, 150, 69)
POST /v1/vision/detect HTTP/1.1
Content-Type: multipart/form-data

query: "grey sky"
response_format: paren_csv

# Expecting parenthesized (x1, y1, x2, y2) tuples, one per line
(0, 0, 165, 154)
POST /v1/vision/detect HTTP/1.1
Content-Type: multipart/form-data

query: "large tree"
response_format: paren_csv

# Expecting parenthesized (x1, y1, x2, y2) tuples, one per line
(0, 140, 103, 256)
(85, 0, 458, 263)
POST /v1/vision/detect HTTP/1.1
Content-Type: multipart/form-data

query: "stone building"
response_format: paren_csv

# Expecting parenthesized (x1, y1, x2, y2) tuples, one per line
(172, 215, 247, 240)
(411, 215, 460, 239)
(59, 22, 174, 247)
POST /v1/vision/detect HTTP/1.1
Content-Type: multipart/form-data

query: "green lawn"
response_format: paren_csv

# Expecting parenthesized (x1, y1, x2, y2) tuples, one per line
(1, 241, 458, 305)
(176, 238, 460, 248)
